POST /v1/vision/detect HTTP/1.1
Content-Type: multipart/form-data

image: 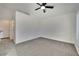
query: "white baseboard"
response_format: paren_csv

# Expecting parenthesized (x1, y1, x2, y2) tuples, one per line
(15, 36, 74, 45)
(15, 37, 40, 44)
(41, 37, 74, 44)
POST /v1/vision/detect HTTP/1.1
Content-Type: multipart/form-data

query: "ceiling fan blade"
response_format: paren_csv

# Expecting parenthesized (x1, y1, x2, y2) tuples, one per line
(43, 9, 46, 13)
(45, 6, 54, 9)
(42, 3, 47, 6)
(36, 3, 41, 6)
(35, 7, 40, 10)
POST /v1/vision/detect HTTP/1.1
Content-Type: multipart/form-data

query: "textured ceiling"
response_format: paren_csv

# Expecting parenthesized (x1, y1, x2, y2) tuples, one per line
(0, 3, 79, 17)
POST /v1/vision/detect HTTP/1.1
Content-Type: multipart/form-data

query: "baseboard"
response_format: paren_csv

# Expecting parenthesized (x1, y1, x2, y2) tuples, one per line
(15, 37, 40, 44)
(39, 37, 74, 45)
(15, 36, 74, 45)
(1, 37, 10, 39)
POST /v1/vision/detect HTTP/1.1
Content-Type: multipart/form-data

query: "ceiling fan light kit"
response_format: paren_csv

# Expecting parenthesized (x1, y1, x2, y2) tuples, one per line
(41, 6, 45, 9)
(35, 3, 54, 13)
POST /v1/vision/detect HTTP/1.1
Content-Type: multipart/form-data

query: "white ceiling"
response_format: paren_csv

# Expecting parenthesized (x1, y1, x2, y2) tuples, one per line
(0, 3, 79, 17)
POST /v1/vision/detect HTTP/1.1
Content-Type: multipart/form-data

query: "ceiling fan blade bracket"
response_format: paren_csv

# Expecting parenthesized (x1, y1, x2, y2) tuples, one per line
(42, 3, 47, 6)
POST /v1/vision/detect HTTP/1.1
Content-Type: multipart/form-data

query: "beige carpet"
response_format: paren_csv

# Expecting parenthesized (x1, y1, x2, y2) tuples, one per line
(0, 39, 15, 56)
(0, 37, 78, 56)
(15, 37, 78, 56)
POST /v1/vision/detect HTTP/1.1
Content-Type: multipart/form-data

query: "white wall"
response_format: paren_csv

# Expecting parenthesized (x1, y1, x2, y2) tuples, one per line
(76, 11, 79, 47)
(15, 11, 76, 44)
(40, 12, 76, 43)
(75, 11, 79, 54)
(15, 11, 40, 44)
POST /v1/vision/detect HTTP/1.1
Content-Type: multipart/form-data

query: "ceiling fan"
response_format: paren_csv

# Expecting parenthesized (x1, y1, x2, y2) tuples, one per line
(35, 3, 54, 13)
